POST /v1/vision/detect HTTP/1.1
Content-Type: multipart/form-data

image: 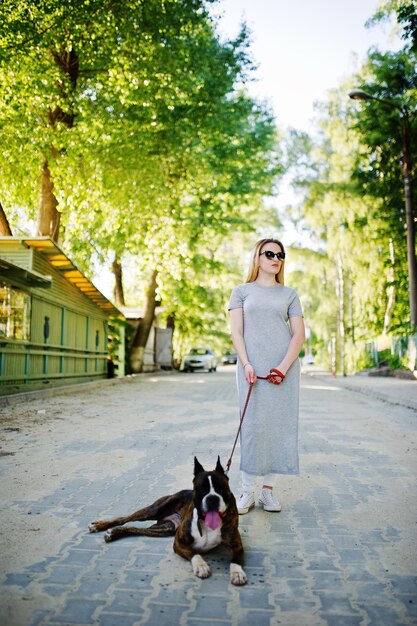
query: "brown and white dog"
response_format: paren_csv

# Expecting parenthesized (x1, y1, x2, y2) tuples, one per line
(89, 457, 247, 585)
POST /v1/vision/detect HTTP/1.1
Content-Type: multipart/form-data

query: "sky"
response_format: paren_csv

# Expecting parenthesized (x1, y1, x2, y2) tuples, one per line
(211, 0, 400, 132)
(206, 0, 402, 248)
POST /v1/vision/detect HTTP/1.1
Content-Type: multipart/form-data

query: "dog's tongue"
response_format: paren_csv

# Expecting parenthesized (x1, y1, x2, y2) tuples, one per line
(205, 511, 222, 530)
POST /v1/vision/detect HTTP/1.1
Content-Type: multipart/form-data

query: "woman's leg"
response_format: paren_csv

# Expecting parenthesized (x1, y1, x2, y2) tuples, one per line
(237, 471, 257, 514)
(262, 473, 276, 490)
(259, 474, 281, 512)
(241, 470, 257, 493)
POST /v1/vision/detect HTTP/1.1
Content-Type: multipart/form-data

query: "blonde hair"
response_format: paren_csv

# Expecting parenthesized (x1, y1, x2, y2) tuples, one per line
(245, 238, 285, 285)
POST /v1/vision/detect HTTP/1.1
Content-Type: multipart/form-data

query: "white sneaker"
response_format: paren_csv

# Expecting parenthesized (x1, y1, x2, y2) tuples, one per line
(259, 489, 282, 512)
(237, 492, 255, 514)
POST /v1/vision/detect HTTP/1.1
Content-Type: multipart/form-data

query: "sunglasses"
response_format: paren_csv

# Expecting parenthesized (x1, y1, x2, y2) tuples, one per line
(260, 250, 286, 261)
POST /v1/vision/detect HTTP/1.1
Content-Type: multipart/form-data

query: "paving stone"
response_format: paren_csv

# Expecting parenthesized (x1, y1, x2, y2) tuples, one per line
(364, 604, 408, 625)
(342, 563, 375, 581)
(317, 592, 358, 614)
(241, 550, 268, 567)
(189, 593, 231, 619)
(239, 610, 275, 625)
(390, 575, 417, 595)
(142, 602, 187, 625)
(322, 616, 363, 626)
(4, 572, 34, 588)
(402, 600, 417, 619)
(301, 541, 334, 558)
(74, 575, 114, 598)
(187, 617, 231, 626)
(239, 587, 273, 610)
(119, 570, 155, 591)
(243, 567, 267, 586)
(328, 535, 362, 550)
(309, 571, 345, 590)
(104, 589, 147, 613)
(275, 597, 318, 612)
(42, 585, 71, 598)
(97, 613, 142, 626)
(94, 544, 138, 561)
(295, 517, 320, 529)
(336, 549, 367, 564)
(273, 560, 305, 578)
(300, 528, 326, 542)
(29, 610, 52, 626)
(1, 370, 416, 626)
(50, 598, 102, 624)
(41, 565, 84, 586)
(150, 585, 190, 604)
(59, 550, 98, 567)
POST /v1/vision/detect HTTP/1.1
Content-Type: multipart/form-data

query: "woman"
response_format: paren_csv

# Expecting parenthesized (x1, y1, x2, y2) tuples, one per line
(228, 238, 305, 514)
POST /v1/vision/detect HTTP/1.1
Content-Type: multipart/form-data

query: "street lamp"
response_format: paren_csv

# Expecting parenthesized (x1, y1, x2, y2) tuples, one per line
(348, 89, 417, 329)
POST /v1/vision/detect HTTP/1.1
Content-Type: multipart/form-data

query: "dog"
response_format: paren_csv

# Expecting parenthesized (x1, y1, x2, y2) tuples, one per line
(89, 457, 247, 585)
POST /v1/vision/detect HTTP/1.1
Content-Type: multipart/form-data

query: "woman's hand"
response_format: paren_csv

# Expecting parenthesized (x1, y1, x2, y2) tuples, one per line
(244, 363, 256, 385)
(267, 368, 286, 385)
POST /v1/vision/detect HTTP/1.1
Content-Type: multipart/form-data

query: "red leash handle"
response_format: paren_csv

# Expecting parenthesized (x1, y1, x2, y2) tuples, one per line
(267, 368, 285, 385)
(225, 369, 286, 473)
(270, 368, 285, 379)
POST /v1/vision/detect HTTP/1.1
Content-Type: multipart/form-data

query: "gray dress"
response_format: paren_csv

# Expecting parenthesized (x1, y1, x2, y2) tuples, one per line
(228, 282, 303, 476)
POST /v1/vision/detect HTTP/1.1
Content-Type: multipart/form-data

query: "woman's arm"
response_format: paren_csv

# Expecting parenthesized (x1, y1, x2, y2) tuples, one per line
(229, 308, 256, 384)
(274, 316, 305, 380)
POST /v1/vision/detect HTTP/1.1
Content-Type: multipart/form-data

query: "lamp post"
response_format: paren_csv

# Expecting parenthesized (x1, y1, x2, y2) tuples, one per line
(348, 89, 417, 329)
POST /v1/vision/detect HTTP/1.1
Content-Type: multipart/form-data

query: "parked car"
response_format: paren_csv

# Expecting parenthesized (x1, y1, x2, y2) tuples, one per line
(221, 349, 237, 365)
(181, 347, 218, 372)
(302, 353, 315, 366)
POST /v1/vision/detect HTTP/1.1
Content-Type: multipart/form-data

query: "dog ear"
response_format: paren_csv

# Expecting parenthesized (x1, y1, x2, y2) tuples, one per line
(215, 456, 225, 475)
(194, 456, 205, 476)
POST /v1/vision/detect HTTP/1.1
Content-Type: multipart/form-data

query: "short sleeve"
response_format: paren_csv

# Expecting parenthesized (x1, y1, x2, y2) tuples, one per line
(228, 285, 244, 310)
(288, 290, 303, 318)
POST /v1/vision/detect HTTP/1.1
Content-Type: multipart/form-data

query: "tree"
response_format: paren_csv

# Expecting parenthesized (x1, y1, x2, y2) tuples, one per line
(283, 41, 417, 372)
(0, 1, 282, 371)
(368, 0, 417, 52)
(0, 0, 239, 240)
(348, 48, 417, 332)
(0, 202, 12, 236)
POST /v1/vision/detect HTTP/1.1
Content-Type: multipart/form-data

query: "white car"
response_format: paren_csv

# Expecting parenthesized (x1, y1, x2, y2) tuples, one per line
(302, 354, 315, 366)
(181, 347, 218, 372)
(221, 350, 237, 365)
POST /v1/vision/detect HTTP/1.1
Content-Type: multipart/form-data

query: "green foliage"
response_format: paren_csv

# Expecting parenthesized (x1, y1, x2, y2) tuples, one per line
(344, 343, 376, 373)
(283, 41, 417, 372)
(348, 48, 417, 334)
(107, 315, 130, 371)
(377, 347, 409, 369)
(0, 0, 281, 358)
(368, 1, 417, 52)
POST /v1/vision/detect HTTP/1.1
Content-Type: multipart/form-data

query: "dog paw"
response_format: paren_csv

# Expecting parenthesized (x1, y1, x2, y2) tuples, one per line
(88, 522, 100, 533)
(104, 530, 115, 543)
(192, 554, 211, 579)
(230, 563, 247, 586)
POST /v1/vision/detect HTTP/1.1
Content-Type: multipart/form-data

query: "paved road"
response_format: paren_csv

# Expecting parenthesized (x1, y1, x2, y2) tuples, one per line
(0, 368, 416, 626)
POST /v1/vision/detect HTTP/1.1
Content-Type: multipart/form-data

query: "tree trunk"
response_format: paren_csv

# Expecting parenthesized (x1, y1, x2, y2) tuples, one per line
(0, 202, 13, 235)
(35, 47, 79, 243)
(129, 269, 158, 373)
(112, 256, 126, 307)
(383, 239, 396, 335)
(337, 254, 345, 376)
(348, 273, 355, 344)
(37, 159, 60, 241)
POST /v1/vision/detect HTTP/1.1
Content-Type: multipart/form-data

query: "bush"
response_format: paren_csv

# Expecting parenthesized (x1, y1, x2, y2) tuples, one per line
(377, 348, 408, 370)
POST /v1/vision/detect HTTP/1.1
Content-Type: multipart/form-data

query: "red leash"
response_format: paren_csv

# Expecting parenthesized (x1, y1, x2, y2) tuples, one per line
(225, 369, 285, 473)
